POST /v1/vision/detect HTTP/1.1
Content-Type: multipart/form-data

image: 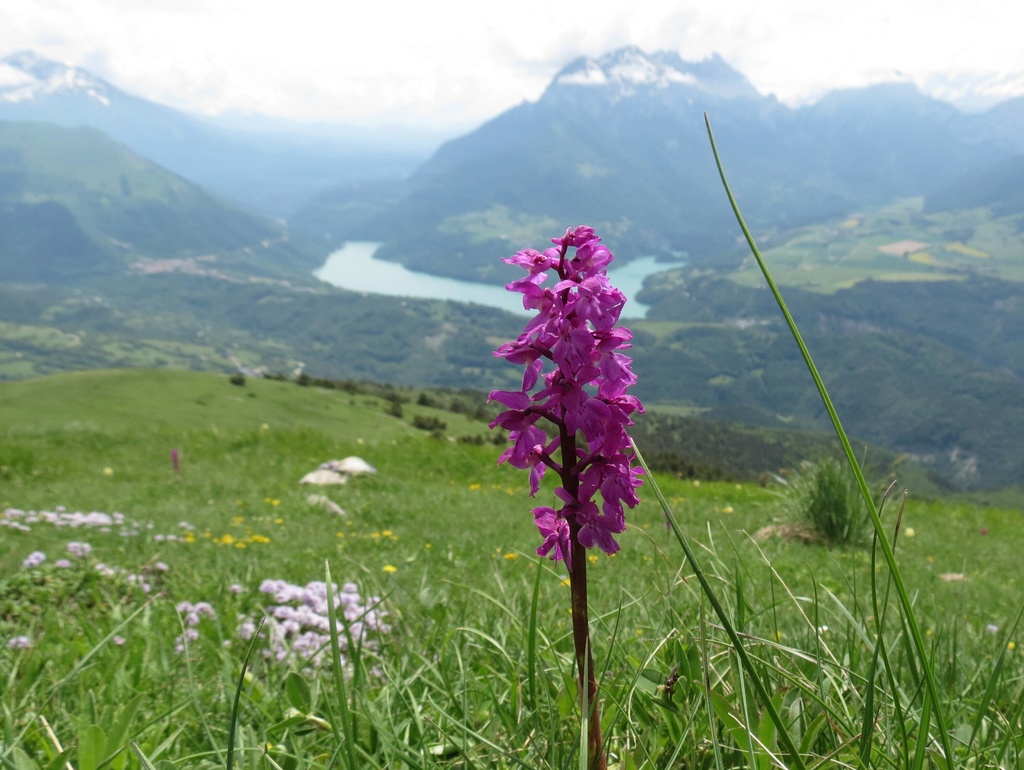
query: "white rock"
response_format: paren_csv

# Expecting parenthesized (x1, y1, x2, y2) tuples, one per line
(306, 494, 346, 516)
(299, 469, 348, 485)
(320, 456, 377, 475)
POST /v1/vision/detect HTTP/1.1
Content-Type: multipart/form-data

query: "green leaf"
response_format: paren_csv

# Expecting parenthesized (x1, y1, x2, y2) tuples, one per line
(798, 712, 828, 756)
(77, 725, 106, 770)
(41, 749, 73, 770)
(635, 668, 665, 695)
(104, 694, 143, 770)
(129, 743, 158, 770)
(11, 747, 41, 770)
(710, 692, 751, 754)
(284, 672, 311, 712)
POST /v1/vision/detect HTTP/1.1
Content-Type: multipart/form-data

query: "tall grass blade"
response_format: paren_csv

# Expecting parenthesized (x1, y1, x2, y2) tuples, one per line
(970, 605, 1024, 750)
(324, 561, 358, 770)
(912, 688, 933, 770)
(698, 602, 726, 770)
(630, 440, 806, 770)
(703, 112, 955, 770)
(226, 616, 265, 770)
(527, 559, 542, 712)
(859, 493, 901, 767)
(45, 600, 152, 698)
(129, 743, 158, 770)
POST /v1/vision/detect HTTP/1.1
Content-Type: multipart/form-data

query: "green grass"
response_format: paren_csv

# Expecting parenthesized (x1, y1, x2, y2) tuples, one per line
(728, 199, 1024, 293)
(2, 369, 1023, 769)
(0, 369, 490, 439)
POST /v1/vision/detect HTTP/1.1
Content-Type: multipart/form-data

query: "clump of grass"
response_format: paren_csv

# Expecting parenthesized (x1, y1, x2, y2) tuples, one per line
(803, 458, 869, 546)
(779, 458, 872, 546)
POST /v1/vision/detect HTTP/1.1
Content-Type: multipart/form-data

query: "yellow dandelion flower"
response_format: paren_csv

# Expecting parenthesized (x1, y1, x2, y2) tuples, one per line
(587, 555, 598, 565)
(1009, 642, 1016, 650)
(102, 467, 114, 476)
(721, 506, 734, 514)
(271, 499, 280, 506)
(247, 534, 271, 544)
(336, 532, 345, 538)
(371, 532, 381, 539)
(219, 534, 236, 546)
(469, 483, 482, 490)
(235, 542, 247, 549)
(382, 564, 398, 573)
(232, 516, 245, 525)
(503, 552, 520, 560)
(382, 530, 393, 536)
(561, 578, 571, 587)
(904, 528, 915, 538)
(275, 518, 284, 524)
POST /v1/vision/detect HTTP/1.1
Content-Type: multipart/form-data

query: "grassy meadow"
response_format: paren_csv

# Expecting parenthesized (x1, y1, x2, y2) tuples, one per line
(2, 369, 1023, 769)
(728, 199, 1024, 293)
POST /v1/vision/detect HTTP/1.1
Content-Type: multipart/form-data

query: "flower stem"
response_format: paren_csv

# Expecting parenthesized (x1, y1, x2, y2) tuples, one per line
(569, 540, 605, 769)
(561, 427, 606, 770)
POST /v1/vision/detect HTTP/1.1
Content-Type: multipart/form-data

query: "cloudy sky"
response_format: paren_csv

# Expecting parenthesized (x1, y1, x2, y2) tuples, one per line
(4, 0, 1024, 129)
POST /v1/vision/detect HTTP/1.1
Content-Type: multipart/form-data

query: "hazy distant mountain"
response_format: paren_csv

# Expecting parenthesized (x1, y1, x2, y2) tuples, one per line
(925, 153, 1024, 216)
(296, 46, 1024, 283)
(0, 121, 315, 283)
(0, 51, 438, 218)
(792, 82, 1007, 199)
(965, 95, 1024, 153)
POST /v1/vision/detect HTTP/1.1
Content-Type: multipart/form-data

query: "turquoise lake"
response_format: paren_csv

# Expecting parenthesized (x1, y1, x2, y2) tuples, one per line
(314, 242, 673, 318)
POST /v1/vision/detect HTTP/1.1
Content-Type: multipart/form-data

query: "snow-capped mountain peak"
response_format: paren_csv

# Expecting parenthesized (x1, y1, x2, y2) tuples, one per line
(548, 46, 760, 101)
(0, 51, 113, 106)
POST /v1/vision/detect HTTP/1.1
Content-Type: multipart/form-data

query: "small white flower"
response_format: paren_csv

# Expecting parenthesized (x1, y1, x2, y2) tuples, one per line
(67, 541, 92, 558)
(22, 551, 46, 569)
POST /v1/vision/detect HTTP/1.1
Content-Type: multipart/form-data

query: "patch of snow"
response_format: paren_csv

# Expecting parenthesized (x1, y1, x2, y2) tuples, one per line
(0, 64, 34, 89)
(555, 63, 609, 87)
(0, 54, 111, 106)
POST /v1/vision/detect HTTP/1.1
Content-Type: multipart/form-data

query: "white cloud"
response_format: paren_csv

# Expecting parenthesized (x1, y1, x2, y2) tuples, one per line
(2, 0, 1023, 126)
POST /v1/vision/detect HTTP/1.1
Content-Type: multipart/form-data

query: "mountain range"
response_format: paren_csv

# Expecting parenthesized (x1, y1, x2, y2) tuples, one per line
(0, 121, 322, 285)
(2, 47, 1024, 492)
(319, 47, 1024, 283)
(0, 50, 441, 218)
(6, 46, 1024, 262)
